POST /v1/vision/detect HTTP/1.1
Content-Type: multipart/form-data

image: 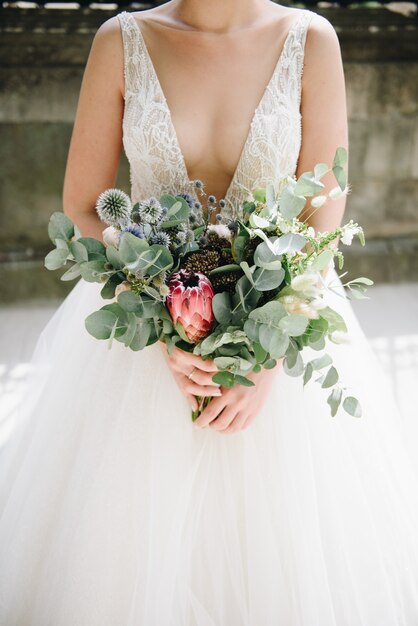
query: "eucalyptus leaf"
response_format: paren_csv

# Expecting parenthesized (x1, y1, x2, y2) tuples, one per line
(44, 248, 69, 270)
(279, 314, 309, 337)
(60, 263, 82, 281)
(343, 396, 362, 417)
(77, 237, 106, 257)
(85, 309, 119, 340)
(254, 241, 283, 270)
(69, 240, 88, 263)
(79, 259, 107, 283)
(327, 387, 343, 417)
(106, 245, 124, 270)
(273, 233, 307, 255)
(119, 232, 149, 265)
(294, 172, 325, 197)
(47, 212, 74, 244)
(310, 249, 334, 271)
(253, 266, 285, 291)
(278, 187, 306, 220)
(321, 365, 339, 389)
(212, 292, 232, 324)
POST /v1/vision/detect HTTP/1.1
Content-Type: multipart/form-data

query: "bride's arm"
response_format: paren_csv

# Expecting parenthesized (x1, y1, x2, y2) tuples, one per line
(62, 16, 125, 242)
(296, 13, 349, 255)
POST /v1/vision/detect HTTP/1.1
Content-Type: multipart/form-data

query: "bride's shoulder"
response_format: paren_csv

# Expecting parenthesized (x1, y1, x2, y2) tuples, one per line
(301, 9, 343, 81)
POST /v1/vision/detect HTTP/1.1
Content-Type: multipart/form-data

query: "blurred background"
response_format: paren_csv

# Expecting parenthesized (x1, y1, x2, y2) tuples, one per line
(0, 0, 417, 443)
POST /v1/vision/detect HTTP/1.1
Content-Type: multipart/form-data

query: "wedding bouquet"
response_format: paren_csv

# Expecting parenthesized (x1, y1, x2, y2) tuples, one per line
(45, 146, 372, 420)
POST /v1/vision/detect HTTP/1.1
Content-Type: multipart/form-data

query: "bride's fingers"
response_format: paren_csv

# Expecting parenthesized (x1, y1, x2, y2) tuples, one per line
(185, 368, 221, 388)
(172, 348, 218, 373)
(209, 407, 237, 431)
(184, 378, 222, 398)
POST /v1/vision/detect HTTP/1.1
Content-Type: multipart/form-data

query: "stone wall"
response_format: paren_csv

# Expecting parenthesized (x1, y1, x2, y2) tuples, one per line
(0, 6, 417, 301)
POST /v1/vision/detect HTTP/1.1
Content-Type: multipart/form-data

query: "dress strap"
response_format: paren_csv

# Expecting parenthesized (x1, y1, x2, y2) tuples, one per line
(280, 9, 316, 107)
(117, 11, 142, 98)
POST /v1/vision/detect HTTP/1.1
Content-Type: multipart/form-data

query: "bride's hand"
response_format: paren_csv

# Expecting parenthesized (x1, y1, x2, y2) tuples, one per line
(158, 341, 222, 410)
(193, 361, 283, 433)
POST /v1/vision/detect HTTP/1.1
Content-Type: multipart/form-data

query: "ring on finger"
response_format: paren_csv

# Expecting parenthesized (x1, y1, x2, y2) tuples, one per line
(188, 366, 197, 380)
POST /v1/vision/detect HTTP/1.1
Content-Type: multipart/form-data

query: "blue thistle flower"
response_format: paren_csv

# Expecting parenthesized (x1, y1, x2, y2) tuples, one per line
(176, 231, 187, 244)
(96, 188, 132, 227)
(136, 197, 163, 224)
(219, 198, 226, 208)
(150, 231, 171, 247)
(194, 201, 202, 210)
(215, 213, 223, 222)
(185, 229, 194, 243)
(208, 194, 216, 204)
(177, 193, 195, 209)
(121, 223, 145, 239)
(193, 179, 204, 189)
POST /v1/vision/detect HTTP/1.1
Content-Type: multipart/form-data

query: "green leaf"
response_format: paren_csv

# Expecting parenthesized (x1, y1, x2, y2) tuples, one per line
(79, 259, 107, 283)
(234, 374, 255, 387)
(69, 240, 88, 263)
(248, 300, 287, 325)
(85, 309, 119, 340)
(314, 163, 329, 179)
(60, 263, 82, 281)
(209, 263, 241, 276)
(212, 370, 236, 387)
(119, 232, 149, 265)
(129, 318, 152, 351)
(253, 241, 283, 270)
(278, 187, 306, 220)
(231, 234, 248, 263)
(283, 349, 304, 377)
(101, 273, 123, 299)
(319, 306, 348, 333)
(106, 245, 124, 270)
(48, 212, 75, 244)
(303, 362, 313, 386)
(327, 388, 343, 417)
(117, 291, 164, 318)
(294, 171, 325, 197)
(321, 365, 339, 389)
(279, 314, 309, 337)
(253, 266, 285, 291)
(273, 233, 307, 255)
(212, 292, 232, 324)
(44, 248, 69, 270)
(77, 237, 106, 258)
(351, 276, 374, 286)
(310, 249, 334, 271)
(309, 354, 333, 370)
(343, 396, 362, 418)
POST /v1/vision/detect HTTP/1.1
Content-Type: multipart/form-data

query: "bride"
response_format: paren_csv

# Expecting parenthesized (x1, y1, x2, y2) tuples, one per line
(2, 0, 418, 624)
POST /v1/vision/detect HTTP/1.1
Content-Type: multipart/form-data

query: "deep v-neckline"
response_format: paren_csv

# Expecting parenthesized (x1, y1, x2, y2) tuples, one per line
(126, 10, 306, 208)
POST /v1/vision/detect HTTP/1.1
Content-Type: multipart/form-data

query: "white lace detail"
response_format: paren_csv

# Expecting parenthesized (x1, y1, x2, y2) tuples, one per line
(117, 8, 314, 219)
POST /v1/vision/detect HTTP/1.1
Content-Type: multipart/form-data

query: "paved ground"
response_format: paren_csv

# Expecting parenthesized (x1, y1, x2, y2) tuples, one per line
(1, 283, 418, 453)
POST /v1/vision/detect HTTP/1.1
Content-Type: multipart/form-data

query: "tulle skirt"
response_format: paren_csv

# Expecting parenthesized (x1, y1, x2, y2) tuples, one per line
(1, 266, 418, 626)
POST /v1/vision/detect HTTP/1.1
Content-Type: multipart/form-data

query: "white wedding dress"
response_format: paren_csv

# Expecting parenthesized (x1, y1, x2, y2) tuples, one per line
(2, 8, 418, 625)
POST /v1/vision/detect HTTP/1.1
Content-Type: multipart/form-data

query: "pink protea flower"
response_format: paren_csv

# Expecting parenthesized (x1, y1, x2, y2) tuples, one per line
(167, 269, 215, 343)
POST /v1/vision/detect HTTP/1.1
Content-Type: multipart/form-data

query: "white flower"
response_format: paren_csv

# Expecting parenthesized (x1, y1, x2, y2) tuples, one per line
(310, 296, 328, 310)
(330, 330, 351, 344)
(279, 294, 319, 319)
(329, 185, 349, 200)
(102, 226, 121, 248)
(291, 272, 320, 292)
(306, 226, 316, 238)
(206, 224, 232, 241)
(311, 195, 327, 208)
(115, 281, 131, 297)
(340, 222, 361, 246)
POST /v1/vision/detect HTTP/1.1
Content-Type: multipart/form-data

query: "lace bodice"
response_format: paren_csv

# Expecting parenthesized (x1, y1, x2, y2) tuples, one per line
(117, 8, 314, 219)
